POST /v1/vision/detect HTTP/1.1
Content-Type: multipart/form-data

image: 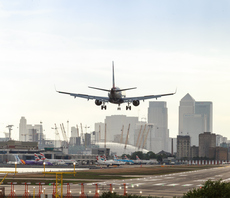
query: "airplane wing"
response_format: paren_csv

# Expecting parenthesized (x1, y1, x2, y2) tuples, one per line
(123, 92, 176, 103)
(57, 90, 109, 102)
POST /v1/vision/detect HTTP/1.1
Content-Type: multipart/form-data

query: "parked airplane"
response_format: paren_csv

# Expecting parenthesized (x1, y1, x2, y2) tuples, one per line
(39, 153, 78, 165)
(114, 155, 134, 165)
(34, 153, 65, 165)
(7, 154, 22, 164)
(96, 156, 122, 167)
(56, 62, 175, 110)
(15, 155, 53, 165)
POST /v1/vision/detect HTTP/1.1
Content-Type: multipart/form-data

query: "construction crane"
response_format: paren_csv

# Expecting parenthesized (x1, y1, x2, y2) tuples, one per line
(120, 125, 124, 144)
(124, 124, 130, 149)
(61, 123, 68, 142)
(136, 125, 143, 147)
(6, 125, 13, 140)
(52, 124, 61, 148)
(138, 124, 147, 149)
(142, 126, 151, 149)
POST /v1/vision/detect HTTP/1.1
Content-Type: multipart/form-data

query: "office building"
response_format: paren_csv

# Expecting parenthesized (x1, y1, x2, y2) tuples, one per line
(148, 101, 170, 152)
(179, 94, 213, 146)
(104, 115, 138, 145)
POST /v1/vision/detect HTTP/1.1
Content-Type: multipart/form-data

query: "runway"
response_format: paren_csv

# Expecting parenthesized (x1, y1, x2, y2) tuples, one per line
(2, 165, 230, 197)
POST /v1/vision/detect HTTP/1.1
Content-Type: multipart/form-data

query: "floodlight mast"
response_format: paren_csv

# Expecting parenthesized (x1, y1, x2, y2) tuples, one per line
(6, 125, 13, 140)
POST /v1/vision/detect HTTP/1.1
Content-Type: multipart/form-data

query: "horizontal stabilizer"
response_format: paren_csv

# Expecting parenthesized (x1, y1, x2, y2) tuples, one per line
(116, 87, 137, 92)
(88, 86, 110, 92)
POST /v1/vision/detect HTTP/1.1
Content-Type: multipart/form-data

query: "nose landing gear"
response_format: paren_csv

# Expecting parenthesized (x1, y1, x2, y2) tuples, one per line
(101, 102, 107, 110)
(117, 104, 121, 110)
(126, 102, 131, 110)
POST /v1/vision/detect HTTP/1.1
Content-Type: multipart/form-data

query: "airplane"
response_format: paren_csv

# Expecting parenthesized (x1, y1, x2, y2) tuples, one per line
(34, 153, 65, 165)
(133, 155, 143, 164)
(15, 155, 53, 165)
(114, 155, 134, 165)
(7, 154, 23, 164)
(96, 156, 122, 167)
(56, 62, 176, 110)
(39, 153, 78, 165)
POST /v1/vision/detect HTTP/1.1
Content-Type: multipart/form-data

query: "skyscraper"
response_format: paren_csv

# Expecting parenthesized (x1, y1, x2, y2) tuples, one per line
(179, 94, 213, 146)
(19, 117, 27, 141)
(195, 102, 213, 132)
(148, 101, 170, 152)
(179, 93, 195, 135)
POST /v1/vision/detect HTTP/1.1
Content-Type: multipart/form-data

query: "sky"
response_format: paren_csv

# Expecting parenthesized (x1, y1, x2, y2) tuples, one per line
(0, 0, 230, 141)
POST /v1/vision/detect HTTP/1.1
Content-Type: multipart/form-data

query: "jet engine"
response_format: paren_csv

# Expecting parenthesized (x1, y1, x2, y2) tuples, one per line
(95, 100, 102, 106)
(133, 100, 140, 106)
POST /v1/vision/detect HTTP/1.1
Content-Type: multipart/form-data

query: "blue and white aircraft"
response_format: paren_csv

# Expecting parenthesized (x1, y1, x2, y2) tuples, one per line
(57, 62, 175, 110)
(114, 155, 134, 165)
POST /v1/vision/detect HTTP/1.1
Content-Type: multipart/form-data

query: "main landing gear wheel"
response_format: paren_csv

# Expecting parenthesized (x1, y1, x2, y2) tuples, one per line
(126, 106, 131, 110)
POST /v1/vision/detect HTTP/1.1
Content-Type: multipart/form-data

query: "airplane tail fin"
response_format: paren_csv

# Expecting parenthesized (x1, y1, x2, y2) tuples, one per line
(40, 152, 46, 160)
(14, 154, 22, 164)
(34, 153, 40, 161)
(136, 155, 141, 161)
(112, 61, 115, 88)
(96, 156, 102, 162)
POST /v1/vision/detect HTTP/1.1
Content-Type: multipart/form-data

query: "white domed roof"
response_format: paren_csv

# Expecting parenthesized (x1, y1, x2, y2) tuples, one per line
(95, 142, 149, 156)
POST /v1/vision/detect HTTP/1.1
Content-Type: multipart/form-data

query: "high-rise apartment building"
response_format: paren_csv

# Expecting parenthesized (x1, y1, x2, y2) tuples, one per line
(148, 101, 170, 152)
(177, 135, 191, 159)
(199, 132, 216, 158)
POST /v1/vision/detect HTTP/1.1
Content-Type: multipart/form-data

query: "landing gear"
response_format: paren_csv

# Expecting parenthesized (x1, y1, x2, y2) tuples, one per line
(126, 103, 131, 110)
(117, 104, 121, 110)
(101, 104, 107, 110)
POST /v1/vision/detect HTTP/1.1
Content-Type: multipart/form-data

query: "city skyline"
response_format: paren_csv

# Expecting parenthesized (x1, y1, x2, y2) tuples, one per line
(1, 1, 230, 140)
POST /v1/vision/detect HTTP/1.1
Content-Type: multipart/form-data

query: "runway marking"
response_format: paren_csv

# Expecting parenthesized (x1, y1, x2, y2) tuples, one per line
(154, 183, 166, 186)
(183, 184, 193, 186)
(196, 180, 206, 182)
(145, 179, 161, 182)
(164, 177, 174, 179)
(167, 184, 179, 186)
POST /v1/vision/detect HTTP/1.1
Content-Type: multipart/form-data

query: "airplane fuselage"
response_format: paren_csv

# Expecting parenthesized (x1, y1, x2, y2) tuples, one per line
(108, 87, 124, 104)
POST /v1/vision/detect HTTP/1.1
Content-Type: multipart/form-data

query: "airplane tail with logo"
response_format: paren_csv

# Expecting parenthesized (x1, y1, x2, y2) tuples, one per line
(114, 155, 118, 161)
(14, 154, 24, 164)
(40, 153, 46, 160)
(34, 153, 40, 161)
(136, 155, 141, 161)
(124, 155, 129, 160)
(96, 156, 103, 162)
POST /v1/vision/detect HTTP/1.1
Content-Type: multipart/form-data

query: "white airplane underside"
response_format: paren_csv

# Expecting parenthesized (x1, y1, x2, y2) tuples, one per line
(57, 62, 175, 110)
